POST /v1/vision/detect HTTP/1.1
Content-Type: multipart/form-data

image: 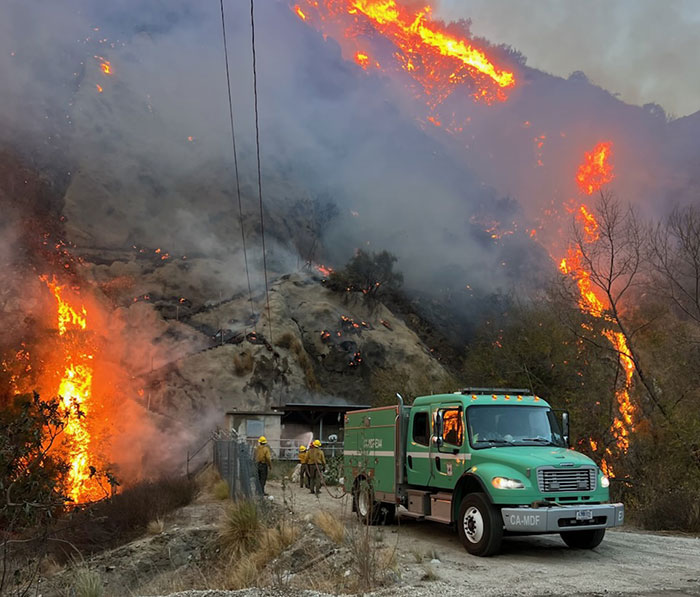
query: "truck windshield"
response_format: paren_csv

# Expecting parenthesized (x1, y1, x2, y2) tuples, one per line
(467, 406, 566, 448)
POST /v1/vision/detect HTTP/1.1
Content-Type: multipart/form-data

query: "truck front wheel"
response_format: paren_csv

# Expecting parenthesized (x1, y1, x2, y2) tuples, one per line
(560, 528, 606, 549)
(457, 493, 503, 557)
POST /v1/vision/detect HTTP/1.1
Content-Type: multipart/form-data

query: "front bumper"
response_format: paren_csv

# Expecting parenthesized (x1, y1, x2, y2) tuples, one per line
(501, 503, 624, 533)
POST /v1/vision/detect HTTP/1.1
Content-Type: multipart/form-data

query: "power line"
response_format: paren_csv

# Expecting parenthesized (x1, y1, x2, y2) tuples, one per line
(249, 0, 273, 344)
(219, 0, 256, 329)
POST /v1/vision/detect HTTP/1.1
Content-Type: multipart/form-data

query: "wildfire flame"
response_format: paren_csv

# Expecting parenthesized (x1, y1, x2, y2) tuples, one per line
(42, 276, 104, 503)
(576, 141, 614, 195)
(559, 143, 636, 471)
(293, 0, 515, 106)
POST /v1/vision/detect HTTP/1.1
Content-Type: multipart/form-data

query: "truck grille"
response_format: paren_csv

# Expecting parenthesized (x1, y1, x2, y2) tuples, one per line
(537, 467, 596, 493)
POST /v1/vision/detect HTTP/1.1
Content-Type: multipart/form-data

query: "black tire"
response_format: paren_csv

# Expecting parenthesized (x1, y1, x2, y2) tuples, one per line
(457, 493, 503, 556)
(560, 528, 606, 549)
(354, 479, 380, 525)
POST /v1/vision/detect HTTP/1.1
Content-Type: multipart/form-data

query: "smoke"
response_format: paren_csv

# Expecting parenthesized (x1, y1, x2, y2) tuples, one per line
(437, 0, 700, 119)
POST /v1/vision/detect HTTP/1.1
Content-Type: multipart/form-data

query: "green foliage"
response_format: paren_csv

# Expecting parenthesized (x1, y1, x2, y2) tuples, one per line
(0, 392, 71, 531)
(213, 479, 230, 500)
(327, 250, 403, 300)
(323, 454, 344, 486)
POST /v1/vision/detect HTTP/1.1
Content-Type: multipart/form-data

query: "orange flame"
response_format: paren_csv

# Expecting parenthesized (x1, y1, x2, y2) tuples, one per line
(42, 277, 104, 503)
(576, 141, 614, 195)
(293, 0, 515, 106)
(558, 146, 636, 465)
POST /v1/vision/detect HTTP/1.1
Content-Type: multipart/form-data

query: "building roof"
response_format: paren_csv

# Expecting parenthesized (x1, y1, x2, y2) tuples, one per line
(273, 402, 370, 413)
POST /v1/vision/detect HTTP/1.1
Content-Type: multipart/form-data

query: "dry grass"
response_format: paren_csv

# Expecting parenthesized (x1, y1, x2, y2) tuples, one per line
(196, 463, 221, 492)
(220, 500, 260, 556)
(314, 510, 345, 544)
(421, 563, 439, 581)
(146, 517, 165, 535)
(274, 332, 296, 349)
(233, 351, 254, 376)
(226, 555, 259, 590)
(72, 568, 103, 597)
(222, 513, 300, 589)
(213, 479, 230, 500)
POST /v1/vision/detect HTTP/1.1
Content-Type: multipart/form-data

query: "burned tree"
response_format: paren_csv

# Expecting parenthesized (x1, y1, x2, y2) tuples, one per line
(649, 204, 700, 326)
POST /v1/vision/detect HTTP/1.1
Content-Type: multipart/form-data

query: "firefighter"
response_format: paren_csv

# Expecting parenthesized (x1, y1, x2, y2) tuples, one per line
(255, 436, 272, 494)
(306, 439, 326, 495)
(298, 445, 309, 489)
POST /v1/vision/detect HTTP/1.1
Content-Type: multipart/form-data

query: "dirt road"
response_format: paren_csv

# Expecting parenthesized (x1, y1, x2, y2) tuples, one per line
(268, 480, 700, 597)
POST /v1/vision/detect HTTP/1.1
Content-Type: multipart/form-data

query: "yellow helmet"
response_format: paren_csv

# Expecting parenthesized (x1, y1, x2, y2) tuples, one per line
(313, 439, 321, 447)
(299, 445, 307, 452)
(258, 436, 267, 444)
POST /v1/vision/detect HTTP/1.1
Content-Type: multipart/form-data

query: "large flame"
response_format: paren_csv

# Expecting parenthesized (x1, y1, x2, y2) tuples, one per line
(293, 0, 515, 106)
(559, 142, 636, 472)
(42, 276, 105, 503)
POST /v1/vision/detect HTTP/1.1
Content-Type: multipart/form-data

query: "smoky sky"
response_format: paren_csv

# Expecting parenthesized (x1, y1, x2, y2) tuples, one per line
(437, 0, 700, 118)
(1, 0, 699, 299)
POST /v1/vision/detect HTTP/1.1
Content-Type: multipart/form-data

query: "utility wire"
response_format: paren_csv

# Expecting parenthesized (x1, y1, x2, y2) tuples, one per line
(249, 0, 273, 343)
(219, 0, 256, 330)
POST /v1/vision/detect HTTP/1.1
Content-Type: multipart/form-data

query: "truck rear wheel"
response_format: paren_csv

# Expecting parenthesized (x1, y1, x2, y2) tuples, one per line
(457, 493, 503, 557)
(560, 528, 606, 549)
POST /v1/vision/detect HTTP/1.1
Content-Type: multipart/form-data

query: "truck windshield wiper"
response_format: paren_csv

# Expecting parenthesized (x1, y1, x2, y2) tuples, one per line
(475, 438, 513, 445)
(519, 437, 555, 445)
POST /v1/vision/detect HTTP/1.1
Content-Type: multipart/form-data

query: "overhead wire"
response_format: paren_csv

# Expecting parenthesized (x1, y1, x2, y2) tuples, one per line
(219, 0, 257, 330)
(249, 0, 274, 344)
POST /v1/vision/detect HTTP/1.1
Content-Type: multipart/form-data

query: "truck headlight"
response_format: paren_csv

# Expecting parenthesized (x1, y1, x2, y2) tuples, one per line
(492, 477, 525, 490)
(600, 475, 610, 488)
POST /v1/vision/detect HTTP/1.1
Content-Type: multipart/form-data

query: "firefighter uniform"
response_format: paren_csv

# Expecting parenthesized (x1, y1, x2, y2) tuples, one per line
(306, 441, 326, 495)
(298, 446, 310, 489)
(255, 437, 272, 494)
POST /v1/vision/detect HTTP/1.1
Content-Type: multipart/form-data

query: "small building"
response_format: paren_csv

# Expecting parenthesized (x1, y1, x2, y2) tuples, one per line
(226, 398, 369, 459)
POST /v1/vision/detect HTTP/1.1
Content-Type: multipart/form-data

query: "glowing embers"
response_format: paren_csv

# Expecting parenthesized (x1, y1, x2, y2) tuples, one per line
(292, 0, 515, 106)
(41, 276, 103, 503)
(576, 142, 614, 195)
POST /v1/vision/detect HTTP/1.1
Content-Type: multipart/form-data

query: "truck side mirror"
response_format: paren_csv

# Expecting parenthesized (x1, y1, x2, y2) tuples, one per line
(562, 411, 570, 447)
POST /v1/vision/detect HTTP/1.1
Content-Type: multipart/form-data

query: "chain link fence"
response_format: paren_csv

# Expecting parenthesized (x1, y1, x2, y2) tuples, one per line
(212, 433, 261, 499)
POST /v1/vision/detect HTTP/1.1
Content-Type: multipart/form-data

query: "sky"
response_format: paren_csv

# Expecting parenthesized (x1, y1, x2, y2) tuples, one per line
(437, 0, 700, 118)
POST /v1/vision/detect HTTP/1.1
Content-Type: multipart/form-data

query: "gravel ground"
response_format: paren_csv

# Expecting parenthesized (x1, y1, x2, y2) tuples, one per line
(254, 480, 700, 597)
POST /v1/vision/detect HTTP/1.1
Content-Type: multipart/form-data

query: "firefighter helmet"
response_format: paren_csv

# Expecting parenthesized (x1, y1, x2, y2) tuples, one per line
(313, 439, 322, 447)
(258, 436, 267, 444)
(299, 445, 307, 452)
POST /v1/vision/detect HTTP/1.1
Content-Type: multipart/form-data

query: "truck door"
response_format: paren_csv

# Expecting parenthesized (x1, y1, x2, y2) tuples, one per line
(406, 406, 432, 486)
(431, 403, 469, 489)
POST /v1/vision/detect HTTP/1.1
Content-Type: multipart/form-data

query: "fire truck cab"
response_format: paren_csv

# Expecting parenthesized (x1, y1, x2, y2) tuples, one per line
(343, 388, 624, 556)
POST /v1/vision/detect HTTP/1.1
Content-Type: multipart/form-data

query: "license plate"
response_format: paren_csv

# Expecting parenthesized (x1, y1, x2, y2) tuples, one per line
(576, 509, 593, 521)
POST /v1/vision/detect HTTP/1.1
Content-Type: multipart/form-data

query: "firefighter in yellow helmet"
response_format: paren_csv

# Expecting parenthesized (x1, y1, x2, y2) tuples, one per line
(255, 436, 272, 494)
(298, 445, 309, 489)
(306, 439, 326, 495)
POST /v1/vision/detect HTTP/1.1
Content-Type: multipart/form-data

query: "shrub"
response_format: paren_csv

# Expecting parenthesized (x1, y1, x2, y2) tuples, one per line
(72, 568, 103, 597)
(146, 517, 165, 535)
(274, 332, 296, 349)
(219, 500, 260, 556)
(51, 476, 197, 560)
(233, 352, 254, 376)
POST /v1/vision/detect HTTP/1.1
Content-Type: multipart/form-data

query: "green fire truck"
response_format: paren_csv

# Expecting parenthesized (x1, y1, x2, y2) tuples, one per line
(343, 388, 624, 556)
